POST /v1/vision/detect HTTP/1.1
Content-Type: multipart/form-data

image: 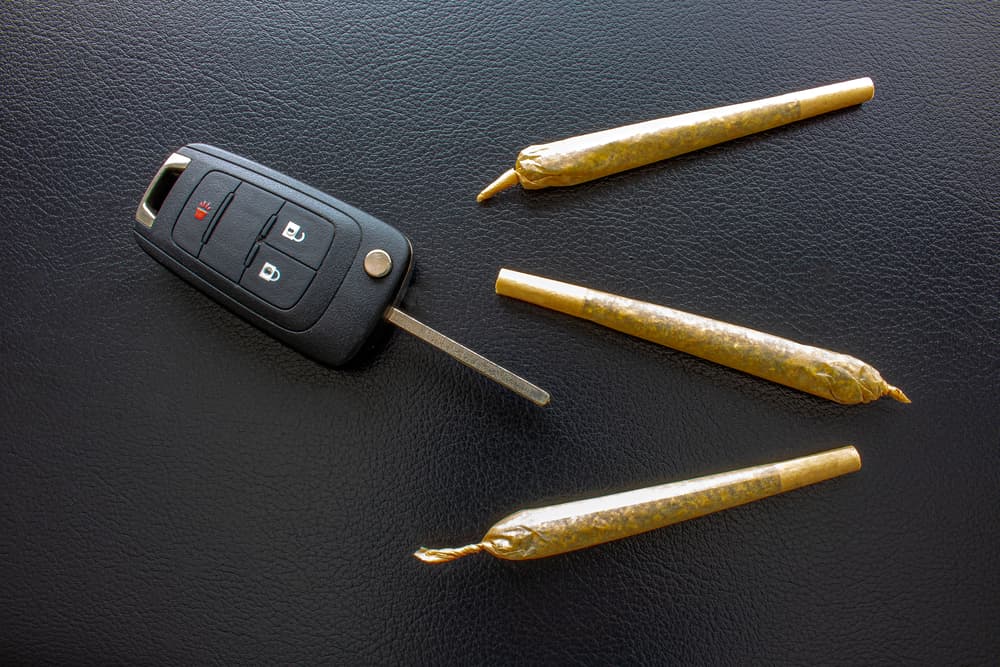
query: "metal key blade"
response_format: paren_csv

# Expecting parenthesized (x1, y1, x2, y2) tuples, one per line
(385, 307, 550, 406)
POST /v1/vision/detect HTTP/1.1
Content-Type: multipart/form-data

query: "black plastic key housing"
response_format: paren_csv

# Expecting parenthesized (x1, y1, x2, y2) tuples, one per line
(134, 143, 412, 366)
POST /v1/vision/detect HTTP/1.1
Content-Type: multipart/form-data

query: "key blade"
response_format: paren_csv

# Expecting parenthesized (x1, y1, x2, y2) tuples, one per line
(385, 307, 550, 406)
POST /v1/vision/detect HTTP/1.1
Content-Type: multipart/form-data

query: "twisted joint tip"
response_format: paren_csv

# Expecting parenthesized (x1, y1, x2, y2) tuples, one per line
(886, 385, 911, 404)
(476, 168, 520, 203)
(413, 543, 485, 564)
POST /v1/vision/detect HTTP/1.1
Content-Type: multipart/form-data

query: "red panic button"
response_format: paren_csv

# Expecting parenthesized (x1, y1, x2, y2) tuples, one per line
(173, 171, 239, 256)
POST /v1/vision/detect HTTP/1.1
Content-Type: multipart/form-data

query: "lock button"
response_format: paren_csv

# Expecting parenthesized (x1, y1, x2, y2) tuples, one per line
(240, 244, 316, 309)
(264, 201, 335, 269)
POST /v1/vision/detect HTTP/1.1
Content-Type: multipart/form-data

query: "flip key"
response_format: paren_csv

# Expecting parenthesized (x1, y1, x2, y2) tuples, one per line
(134, 143, 549, 405)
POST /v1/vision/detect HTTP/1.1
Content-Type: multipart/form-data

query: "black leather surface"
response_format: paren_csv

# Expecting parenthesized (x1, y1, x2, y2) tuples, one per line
(2, 2, 998, 664)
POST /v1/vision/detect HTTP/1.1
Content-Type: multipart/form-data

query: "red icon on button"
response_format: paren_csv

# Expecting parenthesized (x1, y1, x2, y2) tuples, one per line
(194, 200, 212, 220)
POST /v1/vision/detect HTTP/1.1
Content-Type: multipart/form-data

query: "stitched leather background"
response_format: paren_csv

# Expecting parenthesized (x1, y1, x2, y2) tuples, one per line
(2, 2, 997, 664)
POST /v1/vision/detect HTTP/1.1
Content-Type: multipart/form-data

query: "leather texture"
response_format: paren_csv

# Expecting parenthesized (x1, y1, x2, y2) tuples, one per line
(2, 2, 997, 664)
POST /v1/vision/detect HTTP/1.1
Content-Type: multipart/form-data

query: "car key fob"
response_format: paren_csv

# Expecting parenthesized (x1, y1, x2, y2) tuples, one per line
(134, 143, 549, 405)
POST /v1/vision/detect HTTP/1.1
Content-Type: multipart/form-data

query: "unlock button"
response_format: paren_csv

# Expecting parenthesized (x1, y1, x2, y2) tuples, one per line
(240, 244, 315, 309)
(264, 201, 334, 269)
